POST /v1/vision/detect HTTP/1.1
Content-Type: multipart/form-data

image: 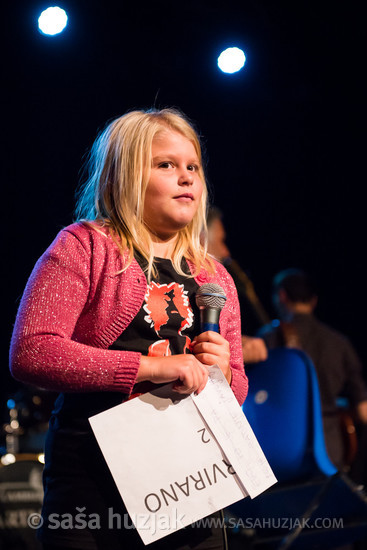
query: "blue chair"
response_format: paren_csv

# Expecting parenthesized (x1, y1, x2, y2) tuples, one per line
(227, 348, 367, 549)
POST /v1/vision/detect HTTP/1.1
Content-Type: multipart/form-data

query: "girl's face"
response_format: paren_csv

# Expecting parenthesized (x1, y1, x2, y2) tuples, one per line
(143, 129, 203, 240)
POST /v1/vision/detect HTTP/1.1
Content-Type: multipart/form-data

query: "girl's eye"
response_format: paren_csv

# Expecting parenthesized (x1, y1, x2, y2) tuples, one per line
(159, 162, 173, 169)
(187, 164, 198, 172)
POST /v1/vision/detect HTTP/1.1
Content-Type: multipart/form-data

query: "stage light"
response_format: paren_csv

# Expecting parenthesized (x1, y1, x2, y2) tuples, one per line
(38, 6, 68, 36)
(1, 453, 16, 466)
(38, 453, 46, 464)
(217, 47, 246, 74)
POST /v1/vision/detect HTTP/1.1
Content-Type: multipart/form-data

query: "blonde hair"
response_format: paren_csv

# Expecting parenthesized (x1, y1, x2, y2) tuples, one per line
(75, 108, 214, 280)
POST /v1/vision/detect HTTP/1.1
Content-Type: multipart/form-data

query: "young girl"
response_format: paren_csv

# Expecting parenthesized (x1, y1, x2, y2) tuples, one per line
(10, 108, 248, 549)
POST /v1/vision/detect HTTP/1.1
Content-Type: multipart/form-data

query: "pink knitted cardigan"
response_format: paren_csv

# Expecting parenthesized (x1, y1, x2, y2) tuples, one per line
(10, 223, 248, 405)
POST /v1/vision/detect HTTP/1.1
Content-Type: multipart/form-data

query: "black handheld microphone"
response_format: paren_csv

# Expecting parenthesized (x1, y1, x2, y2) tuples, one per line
(195, 283, 227, 333)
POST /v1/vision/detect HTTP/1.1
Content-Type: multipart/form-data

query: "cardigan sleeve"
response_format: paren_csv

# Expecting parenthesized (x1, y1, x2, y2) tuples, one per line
(9, 229, 141, 394)
(215, 262, 248, 406)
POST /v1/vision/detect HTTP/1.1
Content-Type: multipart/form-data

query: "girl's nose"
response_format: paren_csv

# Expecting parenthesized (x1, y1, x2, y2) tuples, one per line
(178, 168, 194, 185)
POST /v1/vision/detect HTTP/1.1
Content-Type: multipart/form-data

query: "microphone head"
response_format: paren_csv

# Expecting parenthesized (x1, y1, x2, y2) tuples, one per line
(196, 283, 227, 310)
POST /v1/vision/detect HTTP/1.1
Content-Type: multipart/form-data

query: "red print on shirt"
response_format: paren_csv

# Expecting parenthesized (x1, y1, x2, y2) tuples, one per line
(143, 282, 193, 356)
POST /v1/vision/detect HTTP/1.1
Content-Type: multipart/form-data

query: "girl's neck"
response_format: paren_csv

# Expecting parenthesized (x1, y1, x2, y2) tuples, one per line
(150, 234, 178, 259)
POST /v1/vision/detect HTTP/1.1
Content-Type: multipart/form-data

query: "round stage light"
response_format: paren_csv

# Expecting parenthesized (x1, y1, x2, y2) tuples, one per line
(217, 47, 246, 74)
(38, 6, 68, 36)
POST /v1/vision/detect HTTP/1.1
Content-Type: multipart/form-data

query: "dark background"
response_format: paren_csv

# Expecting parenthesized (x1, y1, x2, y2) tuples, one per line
(3, 0, 366, 407)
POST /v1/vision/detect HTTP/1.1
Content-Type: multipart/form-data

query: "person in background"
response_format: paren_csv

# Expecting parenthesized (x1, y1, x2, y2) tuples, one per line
(258, 268, 367, 470)
(206, 207, 269, 364)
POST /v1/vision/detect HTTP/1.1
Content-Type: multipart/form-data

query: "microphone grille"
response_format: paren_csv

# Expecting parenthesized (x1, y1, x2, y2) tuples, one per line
(196, 283, 227, 310)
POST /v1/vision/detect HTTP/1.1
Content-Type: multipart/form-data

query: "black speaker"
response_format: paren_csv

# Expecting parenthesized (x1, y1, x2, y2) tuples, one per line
(0, 456, 44, 550)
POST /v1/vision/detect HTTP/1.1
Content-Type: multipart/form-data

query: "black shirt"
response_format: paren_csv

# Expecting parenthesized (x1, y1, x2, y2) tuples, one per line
(110, 256, 201, 357)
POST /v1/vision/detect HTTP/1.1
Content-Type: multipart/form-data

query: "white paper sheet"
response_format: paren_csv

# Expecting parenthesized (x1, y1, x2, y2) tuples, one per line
(192, 365, 277, 498)
(89, 366, 276, 544)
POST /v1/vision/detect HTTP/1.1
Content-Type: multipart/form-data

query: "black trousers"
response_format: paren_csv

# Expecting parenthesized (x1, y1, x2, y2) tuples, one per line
(41, 510, 227, 549)
(40, 415, 227, 550)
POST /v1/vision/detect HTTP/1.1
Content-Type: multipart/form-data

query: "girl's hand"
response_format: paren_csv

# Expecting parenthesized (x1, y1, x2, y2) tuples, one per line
(191, 331, 232, 384)
(138, 354, 208, 395)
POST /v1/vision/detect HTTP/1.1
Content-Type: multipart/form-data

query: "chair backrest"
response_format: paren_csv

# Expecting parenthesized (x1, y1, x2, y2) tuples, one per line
(243, 348, 337, 483)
